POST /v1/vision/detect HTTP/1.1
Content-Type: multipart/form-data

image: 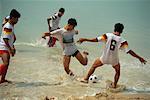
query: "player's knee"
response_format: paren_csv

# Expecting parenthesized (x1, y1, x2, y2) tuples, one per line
(116, 69, 120, 74)
(92, 65, 98, 69)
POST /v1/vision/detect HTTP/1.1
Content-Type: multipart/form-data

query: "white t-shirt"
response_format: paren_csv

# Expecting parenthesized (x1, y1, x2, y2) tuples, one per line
(51, 28, 78, 56)
(0, 22, 15, 51)
(51, 28, 77, 47)
(49, 13, 61, 30)
(97, 33, 130, 66)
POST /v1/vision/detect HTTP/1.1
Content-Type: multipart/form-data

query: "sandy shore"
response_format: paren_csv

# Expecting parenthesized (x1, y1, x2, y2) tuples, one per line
(43, 92, 150, 100)
(65, 92, 150, 100)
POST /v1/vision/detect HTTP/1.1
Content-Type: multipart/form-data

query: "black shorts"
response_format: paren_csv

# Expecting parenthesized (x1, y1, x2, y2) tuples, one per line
(72, 50, 79, 57)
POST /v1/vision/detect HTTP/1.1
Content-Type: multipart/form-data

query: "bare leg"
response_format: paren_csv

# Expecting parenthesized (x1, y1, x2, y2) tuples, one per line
(75, 51, 88, 66)
(0, 52, 10, 84)
(112, 63, 120, 88)
(47, 36, 53, 47)
(63, 55, 74, 76)
(84, 58, 103, 81)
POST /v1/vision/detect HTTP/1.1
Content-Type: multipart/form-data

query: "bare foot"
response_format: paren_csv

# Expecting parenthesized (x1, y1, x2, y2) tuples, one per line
(0, 79, 12, 84)
(109, 82, 116, 88)
(77, 78, 88, 83)
(69, 71, 74, 76)
(45, 96, 57, 100)
(45, 96, 49, 100)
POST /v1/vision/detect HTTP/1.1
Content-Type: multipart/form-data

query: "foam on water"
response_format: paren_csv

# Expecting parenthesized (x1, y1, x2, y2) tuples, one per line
(15, 38, 49, 48)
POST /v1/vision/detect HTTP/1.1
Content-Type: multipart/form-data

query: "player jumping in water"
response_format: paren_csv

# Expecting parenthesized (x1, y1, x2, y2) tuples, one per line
(43, 18, 89, 76)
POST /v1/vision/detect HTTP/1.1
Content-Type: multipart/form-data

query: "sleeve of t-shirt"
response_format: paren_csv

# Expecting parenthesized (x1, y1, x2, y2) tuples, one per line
(51, 29, 62, 39)
(49, 13, 57, 20)
(51, 29, 64, 49)
(2, 25, 13, 40)
(96, 33, 107, 42)
(120, 39, 130, 53)
(71, 30, 77, 36)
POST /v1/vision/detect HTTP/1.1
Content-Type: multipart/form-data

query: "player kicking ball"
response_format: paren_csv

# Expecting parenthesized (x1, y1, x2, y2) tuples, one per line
(77, 23, 146, 88)
(42, 18, 89, 77)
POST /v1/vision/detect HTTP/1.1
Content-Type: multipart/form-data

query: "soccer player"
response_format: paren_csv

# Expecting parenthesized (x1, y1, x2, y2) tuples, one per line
(0, 9, 21, 84)
(77, 23, 146, 88)
(42, 18, 88, 76)
(42, 8, 65, 47)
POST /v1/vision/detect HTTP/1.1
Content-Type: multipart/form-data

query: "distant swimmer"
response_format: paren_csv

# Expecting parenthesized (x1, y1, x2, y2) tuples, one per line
(42, 18, 89, 77)
(0, 9, 21, 84)
(77, 23, 147, 88)
(42, 8, 65, 47)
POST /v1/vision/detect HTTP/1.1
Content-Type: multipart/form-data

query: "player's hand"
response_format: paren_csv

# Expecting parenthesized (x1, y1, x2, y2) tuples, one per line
(75, 30, 79, 35)
(139, 57, 147, 64)
(42, 33, 47, 39)
(10, 48, 16, 57)
(42, 35, 46, 39)
(48, 26, 51, 32)
(77, 38, 84, 44)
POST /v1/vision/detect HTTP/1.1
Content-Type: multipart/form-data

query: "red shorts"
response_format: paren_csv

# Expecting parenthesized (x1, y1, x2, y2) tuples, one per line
(0, 50, 9, 55)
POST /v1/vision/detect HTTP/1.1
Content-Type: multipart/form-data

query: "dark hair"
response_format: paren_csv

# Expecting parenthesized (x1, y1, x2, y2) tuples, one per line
(114, 23, 124, 33)
(68, 18, 77, 27)
(10, 9, 21, 18)
(59, 8, 65, 13)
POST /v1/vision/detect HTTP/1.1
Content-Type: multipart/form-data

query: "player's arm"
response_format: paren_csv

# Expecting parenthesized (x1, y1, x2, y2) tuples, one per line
(42, 29, 61, 39)
(77, 38, 98, 44)
(42, 32, 51, 39)
(127, 50, 147, 64)
(75, 30, 79, 35)
(42, 17, 52, 39)
(77, 33, 107, 44)
(120, 40, 147, 64)
(3, 38, 15, 57)
(13, 34, 16, 54)
(47, 17, 52, 32)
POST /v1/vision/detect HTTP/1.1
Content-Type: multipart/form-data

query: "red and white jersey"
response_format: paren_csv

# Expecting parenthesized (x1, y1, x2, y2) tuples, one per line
(0, 22, 15, 51)
(97, 33, 130, 66)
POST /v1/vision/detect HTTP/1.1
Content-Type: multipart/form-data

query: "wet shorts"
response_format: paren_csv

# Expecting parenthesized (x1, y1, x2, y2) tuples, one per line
(63, 43, 79, 57)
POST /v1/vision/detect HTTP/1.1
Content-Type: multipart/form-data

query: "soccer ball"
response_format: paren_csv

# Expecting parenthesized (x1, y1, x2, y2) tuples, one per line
(88, 74, 98, 83)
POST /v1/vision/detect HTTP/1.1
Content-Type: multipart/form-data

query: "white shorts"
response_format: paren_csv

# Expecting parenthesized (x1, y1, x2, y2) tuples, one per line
(100, 56, 119, 66)
(63, 43, 78, 56)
